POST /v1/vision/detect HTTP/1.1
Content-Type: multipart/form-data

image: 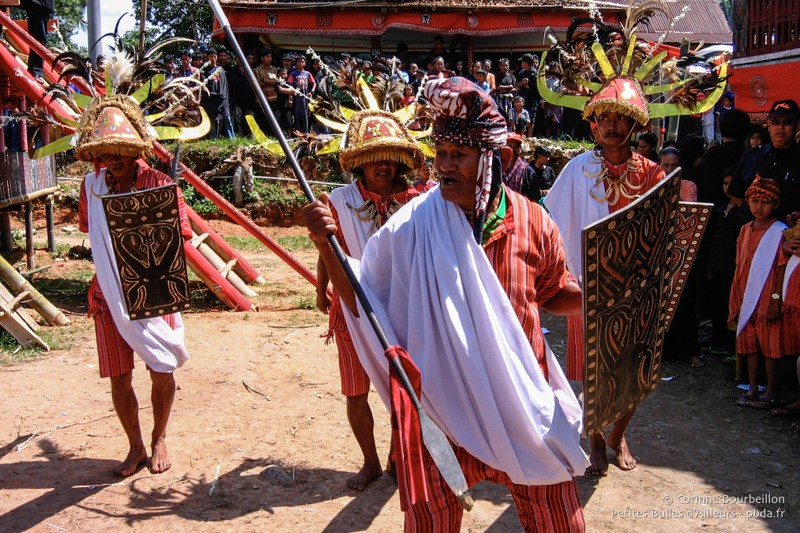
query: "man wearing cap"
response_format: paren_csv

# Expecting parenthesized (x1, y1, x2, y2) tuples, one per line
(77, 96, 192, 477)
(304, 77, 587, 531)
(532, 146, 556, 195)
(316, 110, 423, 491)
(543, 77, 665, 477)
(728, 99, 800, 218)
(500, 133, 539, 202)
(282, 52, 296, 77)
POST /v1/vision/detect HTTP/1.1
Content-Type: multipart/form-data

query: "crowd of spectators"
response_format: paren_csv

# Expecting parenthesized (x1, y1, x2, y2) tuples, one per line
(138, 35, 606, 142)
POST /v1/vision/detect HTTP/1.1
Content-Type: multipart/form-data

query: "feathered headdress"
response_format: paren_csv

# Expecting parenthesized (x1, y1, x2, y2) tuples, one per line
(247, 49, 433, 162)
(539, 0, 729, 125)
(29, 24, 210, 160)
(338, 109, 424, 175)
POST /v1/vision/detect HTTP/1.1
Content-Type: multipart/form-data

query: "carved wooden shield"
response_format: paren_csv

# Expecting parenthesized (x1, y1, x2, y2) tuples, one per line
(582, 174, 681, 436)
(103, 185, 191, 320)
(664, 202, 713, 328)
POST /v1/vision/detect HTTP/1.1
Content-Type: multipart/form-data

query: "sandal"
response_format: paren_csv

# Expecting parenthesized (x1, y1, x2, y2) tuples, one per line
(770, 401, 800, 417)
(737, 394, 760, 407)
(748, 396, 787, 410)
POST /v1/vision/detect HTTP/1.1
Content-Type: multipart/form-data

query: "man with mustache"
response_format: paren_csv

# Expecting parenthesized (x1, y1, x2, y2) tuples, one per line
(544, 78, 665, 477)
(303, 77, 588, 531)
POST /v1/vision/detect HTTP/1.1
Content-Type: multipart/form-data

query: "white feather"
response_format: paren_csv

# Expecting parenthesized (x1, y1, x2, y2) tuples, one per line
(102, 49, 135, 93)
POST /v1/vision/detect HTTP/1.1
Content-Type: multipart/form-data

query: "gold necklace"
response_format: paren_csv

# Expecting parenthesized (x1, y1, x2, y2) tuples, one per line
(584, 151, 645, 206)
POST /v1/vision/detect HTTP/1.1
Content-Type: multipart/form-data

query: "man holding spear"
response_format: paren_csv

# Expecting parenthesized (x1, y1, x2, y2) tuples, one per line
(205, 1, 585, 528)
(304, 77, 588, 531)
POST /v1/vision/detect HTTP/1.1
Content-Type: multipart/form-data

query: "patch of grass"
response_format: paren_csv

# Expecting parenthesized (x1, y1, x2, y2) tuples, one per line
(253, 181, 309, 211)
(184, 281, 228, 313)
(181, 183, 222, 216)
(222, 235, 262, 252)
(295, 294, 316, 310)
(171, 136, 259, 154)
(552, 138, 595, 150)
(30, 269, 94, 310)
(276, 234, 313, 252)
(0, 324, 90, 366)
(256, 282, 317, 311)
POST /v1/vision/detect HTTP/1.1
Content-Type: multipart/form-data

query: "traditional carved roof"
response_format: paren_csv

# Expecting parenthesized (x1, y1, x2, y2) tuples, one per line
(217, 0, 731, 44)
(218, 0, 618, 7)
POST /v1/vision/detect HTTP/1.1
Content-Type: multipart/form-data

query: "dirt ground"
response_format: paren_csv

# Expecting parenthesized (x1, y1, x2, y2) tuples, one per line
(1, 213, 799, 533)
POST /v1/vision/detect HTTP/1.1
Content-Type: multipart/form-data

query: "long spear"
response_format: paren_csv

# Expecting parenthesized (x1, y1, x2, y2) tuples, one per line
(206, 0, 473, 511)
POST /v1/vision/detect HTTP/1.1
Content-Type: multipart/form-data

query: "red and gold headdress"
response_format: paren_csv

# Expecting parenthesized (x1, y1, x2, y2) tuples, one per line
(247, 49, 432, 164)
(339, 109, 424, 175)
(539, 0, 729, 126)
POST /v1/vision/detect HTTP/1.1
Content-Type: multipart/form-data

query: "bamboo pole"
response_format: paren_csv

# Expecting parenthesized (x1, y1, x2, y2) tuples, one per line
(0, 253, 70, 326)
(190, 230, 257, 298)
(184, 243, 251, 311)
(187, 207, 265, 285)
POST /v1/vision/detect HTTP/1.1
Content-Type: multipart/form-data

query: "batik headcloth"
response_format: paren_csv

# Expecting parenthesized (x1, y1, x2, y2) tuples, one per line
(423, 77, 506, 222)
(745, 175, 781, 206)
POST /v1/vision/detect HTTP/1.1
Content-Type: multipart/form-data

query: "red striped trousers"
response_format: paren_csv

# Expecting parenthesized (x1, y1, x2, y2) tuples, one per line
(405, 444, 585, 532)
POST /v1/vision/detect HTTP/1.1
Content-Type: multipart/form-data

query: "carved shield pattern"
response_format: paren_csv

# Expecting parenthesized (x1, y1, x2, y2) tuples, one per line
(103, 185, 191, 320)
(582, 174, 681, 436)
(664, 202, 713, 328)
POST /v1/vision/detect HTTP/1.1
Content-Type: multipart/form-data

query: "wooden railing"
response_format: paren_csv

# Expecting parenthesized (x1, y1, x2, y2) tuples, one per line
(734, 0, 799, 57)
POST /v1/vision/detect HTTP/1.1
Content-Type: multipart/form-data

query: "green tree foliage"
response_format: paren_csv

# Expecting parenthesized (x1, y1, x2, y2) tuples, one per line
(12, 0, 87, 53)
(132, 0, 213, 45)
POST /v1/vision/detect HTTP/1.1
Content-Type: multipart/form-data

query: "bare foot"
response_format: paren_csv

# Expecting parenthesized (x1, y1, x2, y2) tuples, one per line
(346, 462, 382, 491)
(691, 355, 705, 368)
(385, 455, 396, 478)
(113, 446, 147, 477)
(149, 439, 172, 474)
(608, 435, 637, 471)
(585, 433, 608, 477)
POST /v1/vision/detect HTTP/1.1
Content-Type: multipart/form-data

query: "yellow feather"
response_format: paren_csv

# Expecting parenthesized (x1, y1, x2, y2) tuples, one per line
(592, 42, 616, 79)
(357, 77, 380, 110)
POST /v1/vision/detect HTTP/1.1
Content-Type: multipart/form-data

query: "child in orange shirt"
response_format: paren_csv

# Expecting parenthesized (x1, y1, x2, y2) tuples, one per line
(771, 213, 800, 424)
(729, 177, 788, 409)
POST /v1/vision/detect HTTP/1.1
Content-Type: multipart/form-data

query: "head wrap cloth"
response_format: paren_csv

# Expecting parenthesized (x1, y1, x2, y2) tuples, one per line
(745, 176, 781, 206)
(423, 77, 507, 226)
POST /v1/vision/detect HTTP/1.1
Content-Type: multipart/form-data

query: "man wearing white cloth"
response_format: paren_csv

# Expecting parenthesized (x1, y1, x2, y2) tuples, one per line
(76, 96, 191, 476)
(304, 77, 588, 532)
(543, 80, 664, 477)
(317, 109, 423, 491)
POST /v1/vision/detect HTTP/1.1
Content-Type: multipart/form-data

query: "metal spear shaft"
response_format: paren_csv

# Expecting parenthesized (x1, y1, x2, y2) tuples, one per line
(206, 0, 472, 511)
